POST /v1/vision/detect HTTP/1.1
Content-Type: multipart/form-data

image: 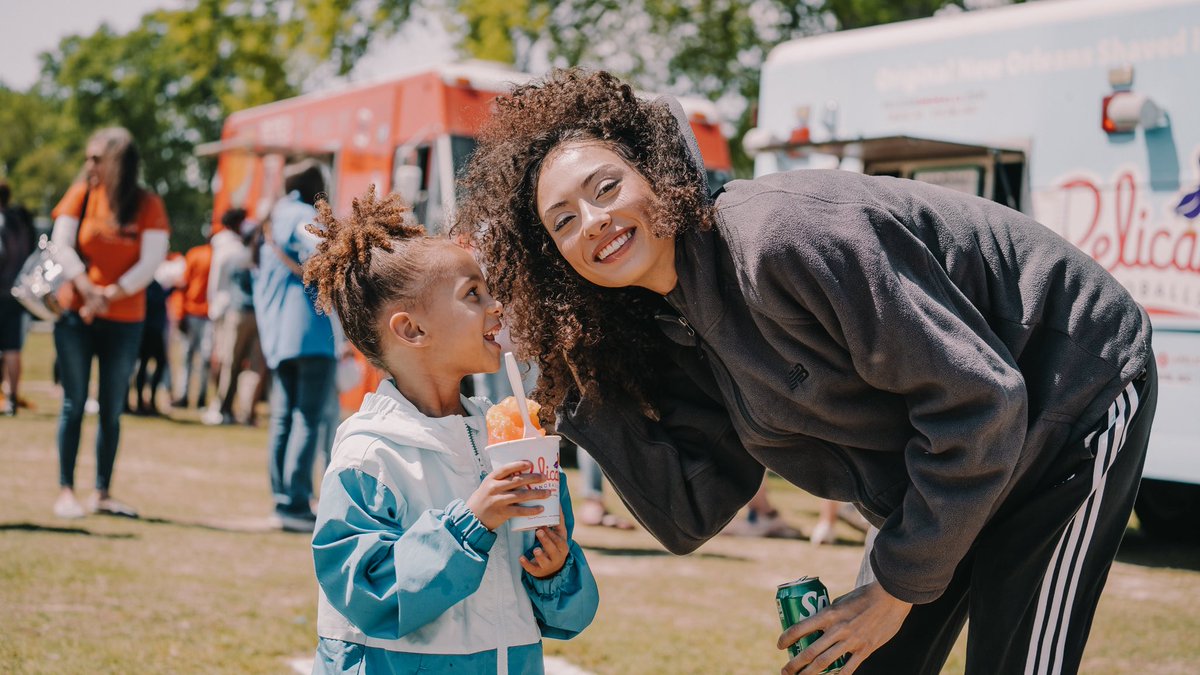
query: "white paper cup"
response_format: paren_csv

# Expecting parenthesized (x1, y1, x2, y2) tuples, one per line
(486, 435, 561, 531)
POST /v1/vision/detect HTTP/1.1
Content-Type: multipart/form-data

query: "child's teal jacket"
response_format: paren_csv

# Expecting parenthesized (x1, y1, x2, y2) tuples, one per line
(312, 380, 599, 674)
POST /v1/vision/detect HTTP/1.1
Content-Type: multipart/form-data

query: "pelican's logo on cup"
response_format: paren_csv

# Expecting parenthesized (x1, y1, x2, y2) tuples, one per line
(535, 456, 561, 482)
(485, 435, 563, 531)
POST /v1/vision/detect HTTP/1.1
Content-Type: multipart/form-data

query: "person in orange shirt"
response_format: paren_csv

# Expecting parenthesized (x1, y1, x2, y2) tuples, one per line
(49, 127, 170, 520)
(175, 236, 214, 410)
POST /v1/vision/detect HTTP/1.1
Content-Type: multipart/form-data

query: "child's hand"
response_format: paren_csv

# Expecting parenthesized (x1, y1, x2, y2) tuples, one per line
(466, 461, 549, 531)
(520, 520, 569, 579)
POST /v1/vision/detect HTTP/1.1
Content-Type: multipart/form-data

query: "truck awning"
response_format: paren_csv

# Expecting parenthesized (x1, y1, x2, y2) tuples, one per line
(772, 135, 1021, 163)
(193, 138, 339, 158)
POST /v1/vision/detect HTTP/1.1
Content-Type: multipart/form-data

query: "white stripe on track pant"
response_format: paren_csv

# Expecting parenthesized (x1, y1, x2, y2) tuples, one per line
(1023, 381, 1139, 675)
(855, 362, 1157, 675)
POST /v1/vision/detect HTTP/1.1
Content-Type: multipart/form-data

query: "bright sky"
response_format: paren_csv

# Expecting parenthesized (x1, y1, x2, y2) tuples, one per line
(0, 0, 458, 91)
(0, 0, 184, 89)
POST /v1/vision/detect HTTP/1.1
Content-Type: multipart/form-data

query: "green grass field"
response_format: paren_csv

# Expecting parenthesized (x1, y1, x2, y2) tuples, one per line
(2, 330, 1198, 674)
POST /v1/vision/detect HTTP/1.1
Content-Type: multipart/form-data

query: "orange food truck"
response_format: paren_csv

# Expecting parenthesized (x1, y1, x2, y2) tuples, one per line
(200, 60, 732, 233)
(198, 60, 734, 409)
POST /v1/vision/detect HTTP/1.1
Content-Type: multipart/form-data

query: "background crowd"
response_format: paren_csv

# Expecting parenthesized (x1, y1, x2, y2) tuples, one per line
(0, 127, 871, 546)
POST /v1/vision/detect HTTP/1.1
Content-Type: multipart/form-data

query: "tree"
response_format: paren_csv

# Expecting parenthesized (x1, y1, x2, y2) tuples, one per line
(292, 0, 421, 74)
(22, 0, 301, 247)
(534, 0, 1024, 173)
(0, 86, 81, 215)
(302, 0, 1023, 175)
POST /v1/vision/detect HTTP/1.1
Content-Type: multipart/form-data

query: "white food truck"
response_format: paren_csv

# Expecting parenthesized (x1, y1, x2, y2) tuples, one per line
(745, 0, 1200, 539)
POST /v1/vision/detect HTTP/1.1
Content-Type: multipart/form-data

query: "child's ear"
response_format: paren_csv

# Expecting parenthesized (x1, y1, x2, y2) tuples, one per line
(387, 311, 427, 347)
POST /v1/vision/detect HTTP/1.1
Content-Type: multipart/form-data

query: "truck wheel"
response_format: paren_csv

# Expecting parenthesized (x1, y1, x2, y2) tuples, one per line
(1135, 479, 1200, 543)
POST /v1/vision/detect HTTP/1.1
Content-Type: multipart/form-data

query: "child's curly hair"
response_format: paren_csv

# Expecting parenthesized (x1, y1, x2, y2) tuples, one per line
(304, 186, 446, 370)
(453, 69, 715, 419)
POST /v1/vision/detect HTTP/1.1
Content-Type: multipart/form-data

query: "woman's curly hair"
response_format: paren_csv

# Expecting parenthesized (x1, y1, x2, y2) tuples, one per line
(303, 186, 446, 370)
(453, 69, 715, 419)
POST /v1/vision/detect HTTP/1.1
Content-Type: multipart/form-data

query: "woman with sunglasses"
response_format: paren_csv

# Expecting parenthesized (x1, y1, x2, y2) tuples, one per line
(49, 127, 170, 520)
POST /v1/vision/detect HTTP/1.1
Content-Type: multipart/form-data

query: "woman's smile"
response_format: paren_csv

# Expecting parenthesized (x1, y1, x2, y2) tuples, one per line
(594, 227, 635, 262)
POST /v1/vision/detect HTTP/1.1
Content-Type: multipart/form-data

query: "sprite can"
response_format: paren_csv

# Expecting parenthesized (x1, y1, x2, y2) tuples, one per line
(775, 576, 847, 672)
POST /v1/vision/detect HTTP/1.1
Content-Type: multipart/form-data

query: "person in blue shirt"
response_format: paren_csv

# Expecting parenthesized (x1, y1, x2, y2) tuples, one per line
(302, 186, 599, 674)
(253, 161, 337, 530)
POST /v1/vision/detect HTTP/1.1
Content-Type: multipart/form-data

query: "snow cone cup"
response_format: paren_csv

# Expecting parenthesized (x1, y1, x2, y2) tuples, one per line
(486, 435, 562, 531)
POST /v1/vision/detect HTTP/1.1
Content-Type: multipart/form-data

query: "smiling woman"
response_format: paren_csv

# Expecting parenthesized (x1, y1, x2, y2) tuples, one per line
(456, 68, 1159, 675)
(454, 70, 712, 419)
(536, 142, 677, 293)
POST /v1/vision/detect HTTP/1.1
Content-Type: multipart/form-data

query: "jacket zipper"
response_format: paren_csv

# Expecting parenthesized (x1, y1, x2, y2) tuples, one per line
(468, 419, 509, 672)
(464, 421, 488, 483)
(675, 315, 790, 443)
(676, 317, 888, 518)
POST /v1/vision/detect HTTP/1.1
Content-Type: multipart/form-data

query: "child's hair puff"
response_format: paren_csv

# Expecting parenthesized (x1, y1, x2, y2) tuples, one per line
(303, 185, 443, 369)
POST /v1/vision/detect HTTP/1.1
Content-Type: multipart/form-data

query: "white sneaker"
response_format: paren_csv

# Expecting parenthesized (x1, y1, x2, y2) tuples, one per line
(201, 406, 225, 426)
(54, 492, 86, 519)
(809, 520, 836, 546)
(272, 513, 316, 533)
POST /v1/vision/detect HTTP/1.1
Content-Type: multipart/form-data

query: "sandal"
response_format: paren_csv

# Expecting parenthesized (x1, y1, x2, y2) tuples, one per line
(89, 495, 139, 518)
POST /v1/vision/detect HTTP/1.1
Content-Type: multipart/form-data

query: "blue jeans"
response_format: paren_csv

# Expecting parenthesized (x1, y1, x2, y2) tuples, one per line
(576, 447, 605, 501)
(268, 356, 336, 516)
(314, 382, 343, 472)
(54, 312, 144, 490)
(179, 314, 213, 407)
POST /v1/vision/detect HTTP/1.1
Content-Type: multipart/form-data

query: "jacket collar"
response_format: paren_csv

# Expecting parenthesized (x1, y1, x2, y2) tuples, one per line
(660, 226, 726, 345)
(338, 379, 487, 455)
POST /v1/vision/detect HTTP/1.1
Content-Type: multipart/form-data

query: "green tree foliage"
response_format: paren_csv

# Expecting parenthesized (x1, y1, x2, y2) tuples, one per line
(301, 0, 1023, 175)
(534, 0, 1022, 173)
(4, 0, 301, 247)
(0, 0, 1022, 235)
(0, 86, 79, 216)
(292, 0, 419, 75)
(456, 0, 551, 68)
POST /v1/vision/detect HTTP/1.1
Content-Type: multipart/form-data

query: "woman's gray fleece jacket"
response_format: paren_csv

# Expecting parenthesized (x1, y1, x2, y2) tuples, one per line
(557, 169, 1151, 604)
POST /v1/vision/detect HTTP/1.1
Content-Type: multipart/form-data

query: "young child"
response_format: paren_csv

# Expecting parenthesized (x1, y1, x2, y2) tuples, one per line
(303, 187, 599, 674)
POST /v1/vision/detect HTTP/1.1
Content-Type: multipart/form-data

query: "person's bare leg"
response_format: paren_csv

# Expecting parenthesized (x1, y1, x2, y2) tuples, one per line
(746, 480, 772, 514)
(811, 498, 840, 545)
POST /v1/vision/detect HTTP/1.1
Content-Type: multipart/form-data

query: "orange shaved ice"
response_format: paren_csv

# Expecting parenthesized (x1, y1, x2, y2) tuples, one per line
(486, 396, 545, 445)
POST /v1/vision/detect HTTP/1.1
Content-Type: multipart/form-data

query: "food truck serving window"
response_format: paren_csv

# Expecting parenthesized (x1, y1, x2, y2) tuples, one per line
(910, 166, 984, 197)
(772, 135, 1027, 213)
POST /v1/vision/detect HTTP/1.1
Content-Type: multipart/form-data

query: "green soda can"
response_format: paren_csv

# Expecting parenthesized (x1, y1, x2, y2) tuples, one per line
(775, 576, 848, 672)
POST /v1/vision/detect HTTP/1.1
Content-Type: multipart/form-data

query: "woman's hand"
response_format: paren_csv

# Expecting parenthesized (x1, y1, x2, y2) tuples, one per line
(520, 520, 569, 578)
(102, 283, 130, 303)
(465, 460, 549, 531)
(73, 277, 108, 323)
(778, 581, 912, 674)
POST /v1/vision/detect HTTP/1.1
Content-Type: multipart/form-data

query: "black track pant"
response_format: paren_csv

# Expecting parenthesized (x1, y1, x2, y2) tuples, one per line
(859, 361, 1157, 675)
